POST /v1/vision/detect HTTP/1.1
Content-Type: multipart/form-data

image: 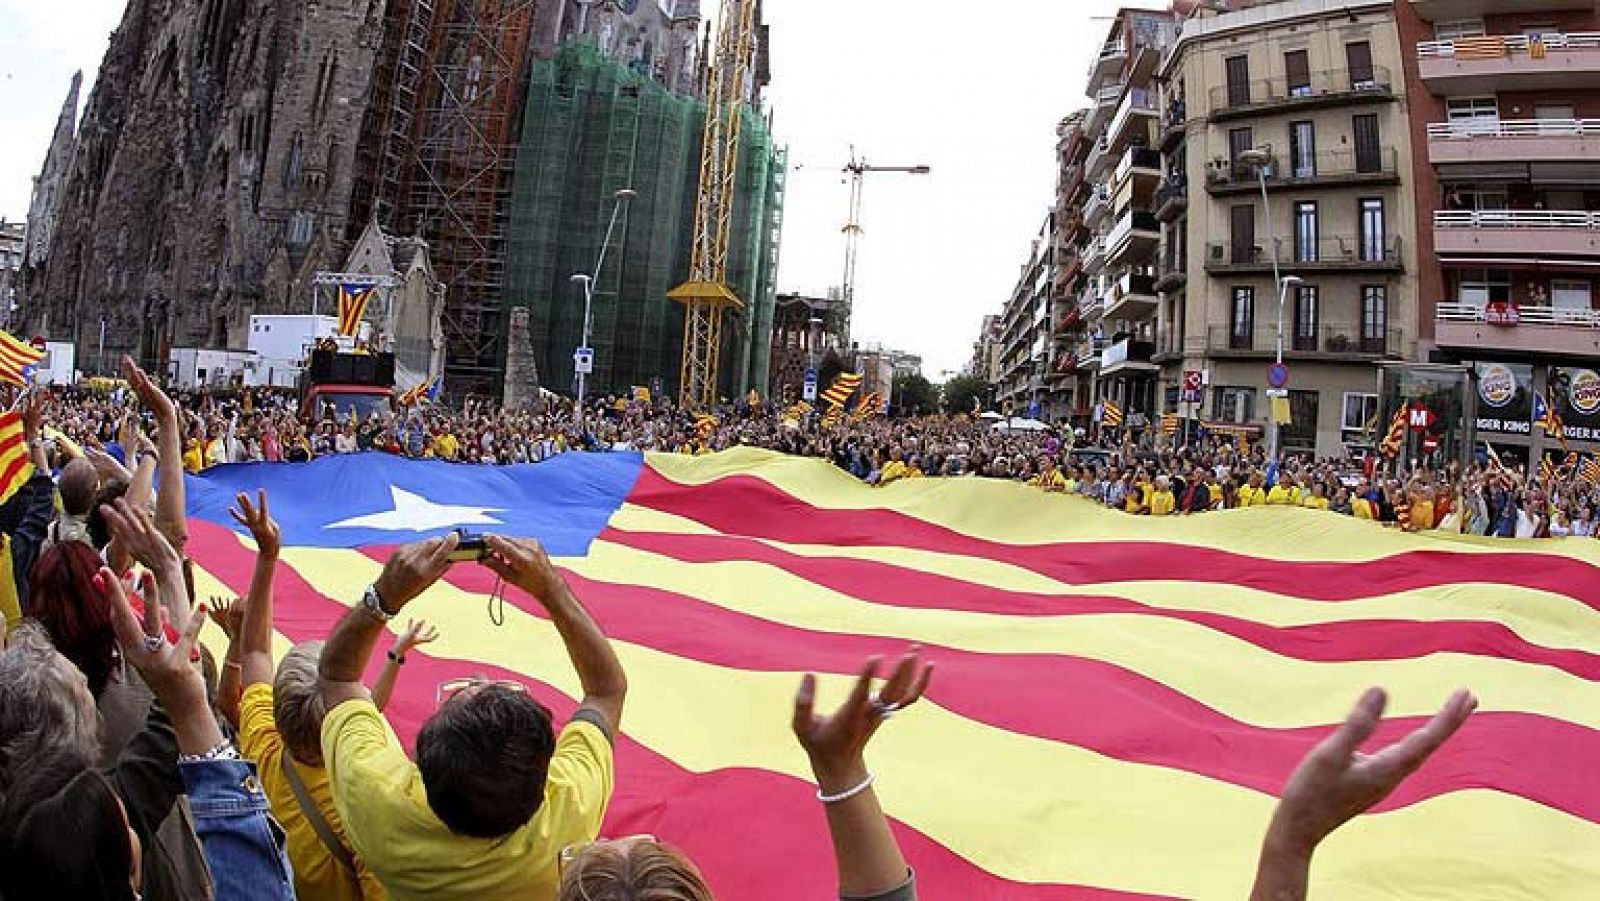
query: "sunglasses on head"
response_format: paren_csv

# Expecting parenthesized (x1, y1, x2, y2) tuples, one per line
(434, 677, 527, 707)
(558, 835, 658, 874)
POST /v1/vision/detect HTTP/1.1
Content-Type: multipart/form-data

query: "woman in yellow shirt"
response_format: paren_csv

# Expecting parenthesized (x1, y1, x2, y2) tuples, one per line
(1149, 477, 1176, 516)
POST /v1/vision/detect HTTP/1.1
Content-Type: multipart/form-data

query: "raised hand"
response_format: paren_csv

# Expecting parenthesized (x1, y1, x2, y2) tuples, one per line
(211, 596, 245, 643)
(102, 498, 183, 576)
(1266, 688, 1476, 855)
(483, 534, 565, 604)
(101, 566, 206, 704)
(228, 489, 281, 560)
(793, 648, 933, 790)
(396, 618, 440, 655)
(123, 355, 177, 422)
(373, 533, 460, 611)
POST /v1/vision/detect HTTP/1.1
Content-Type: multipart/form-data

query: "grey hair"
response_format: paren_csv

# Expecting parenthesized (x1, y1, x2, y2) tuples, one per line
(0, 622, 100, 795)
(273, 640, 328, 767)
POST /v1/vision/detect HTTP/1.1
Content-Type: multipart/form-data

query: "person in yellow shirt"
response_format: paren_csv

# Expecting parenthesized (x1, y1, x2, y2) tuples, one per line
(432, 429, 460, 462)
(878, 449, 911, 486)
(1149, 476, 1176, 516)
(1266, 474, 1302, 506)
(1302, 482, 1331, 511)
(1237, 473, 1268, 507)
(214, 491, 389, 901)
(1030, 456, 1068, 492)
(182, 437, 206, 474)
(319, 533, 627, 901)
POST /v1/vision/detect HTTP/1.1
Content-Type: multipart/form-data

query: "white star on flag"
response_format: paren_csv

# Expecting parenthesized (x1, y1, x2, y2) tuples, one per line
(327, 486, 506, 532)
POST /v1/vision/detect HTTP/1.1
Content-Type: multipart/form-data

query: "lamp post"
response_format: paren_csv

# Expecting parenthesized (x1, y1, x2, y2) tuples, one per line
(570, 187, 637, 430)
(1236, 147, 1303, 461)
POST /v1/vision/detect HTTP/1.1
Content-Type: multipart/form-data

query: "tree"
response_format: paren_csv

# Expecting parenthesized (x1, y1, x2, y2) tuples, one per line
(891, 373, 937, 417)
(942, 375, 989, 416)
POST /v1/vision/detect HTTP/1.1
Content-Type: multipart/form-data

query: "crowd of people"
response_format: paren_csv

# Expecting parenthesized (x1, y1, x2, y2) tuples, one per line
(0, 356, 1485, 900)
(36, 374, 1600, 542)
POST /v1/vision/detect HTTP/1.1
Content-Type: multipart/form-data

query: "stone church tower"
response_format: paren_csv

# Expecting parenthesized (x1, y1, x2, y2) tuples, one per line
(23, 0, 391, 372)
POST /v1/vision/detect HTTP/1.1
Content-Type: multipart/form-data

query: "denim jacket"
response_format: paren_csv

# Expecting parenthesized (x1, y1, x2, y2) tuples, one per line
(179, 758, 296, 901)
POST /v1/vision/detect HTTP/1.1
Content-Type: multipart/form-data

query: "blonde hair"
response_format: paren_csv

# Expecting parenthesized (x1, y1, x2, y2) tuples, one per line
(273, 640, 328, 767)
(559, 840, 713, 901)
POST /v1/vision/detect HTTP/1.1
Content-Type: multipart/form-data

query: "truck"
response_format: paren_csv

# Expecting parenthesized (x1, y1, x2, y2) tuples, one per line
(245, 314, 373, 389)
(168, 348, 257, 390)
(300, 348, 396, 422)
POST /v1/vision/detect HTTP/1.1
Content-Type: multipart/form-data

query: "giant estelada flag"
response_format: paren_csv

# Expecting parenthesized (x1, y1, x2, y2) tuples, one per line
(185, 450, 1600, 899)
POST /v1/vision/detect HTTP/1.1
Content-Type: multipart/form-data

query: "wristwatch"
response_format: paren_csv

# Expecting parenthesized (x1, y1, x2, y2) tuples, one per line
(362, 583, 396, 622)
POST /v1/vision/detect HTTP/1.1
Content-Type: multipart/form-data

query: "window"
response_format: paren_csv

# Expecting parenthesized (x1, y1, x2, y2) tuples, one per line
(1446, 97, 1500, 135)
(1342, 393, 1380, 433)
(1361, 285, 1388, 353)
(1352, 114, 1382, 173)
(1434, 19, 1485, 41)
(1231, 286, 1255, 350)
(1359, 198, 1386, 262)
(1213, 387, 1256, 424)
(1289, 121, 1316, 178)
(1228, 126, 1255, 177)
(1346, 41, 1374, 88)
(1230, 205, 1256, 264)
(1455, 269, 1511, 310)
(1285, 50, 1312, 97)
(1225, 55, 1251, 107)
(1552, 280, 1593, 314)
(1294, 284, 1319, 351)
(1295, 201, 1319, 262)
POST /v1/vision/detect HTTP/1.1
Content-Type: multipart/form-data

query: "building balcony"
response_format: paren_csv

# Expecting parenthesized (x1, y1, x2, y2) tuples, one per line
(1075, 341, 1104, 372)
(1086, 85, 1122, 137)
(1079, 288, 1104, 321)
(1418, 33, 1600, 93)
(1103, 272, 1159, 321)
(1434, 210, 1600, 258)
(1158, 99, 1187, 154)
(1083, 237, 1107, 272)
(1154, 257, 1187, 294)
(1112, 146, 1162, 189)
(1085, 186, 1113, 228)
(1086, 136, 1114, 179)
(1106, 210, 1160, 267)
(1204, 149, 1400, 195)
(1107, 88, 1158, 151)
(1210, 66, 1396, 122)
(1204, 237, 1404, 275)
(1154, 179, 1187, 222)
(1426, 119, 1600, 165)
(1087, 40, 1129, 95)
(1100, 337, 1158, 376)
(1434, 302, 1600, 358)
(1206, 324, 1405, 359)
(1411, 0, 1592, 21)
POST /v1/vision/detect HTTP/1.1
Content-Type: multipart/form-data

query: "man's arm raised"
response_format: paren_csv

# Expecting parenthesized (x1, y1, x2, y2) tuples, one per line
(485, 535, 627, 734)
(319, 534, 458, 711)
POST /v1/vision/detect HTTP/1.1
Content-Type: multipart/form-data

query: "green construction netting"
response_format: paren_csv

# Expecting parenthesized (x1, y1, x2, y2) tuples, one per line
(504, 39, 785, 401)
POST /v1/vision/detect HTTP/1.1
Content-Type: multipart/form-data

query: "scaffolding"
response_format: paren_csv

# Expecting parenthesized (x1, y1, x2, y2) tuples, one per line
(504, 40, 785, 401)
(349, 0, 535, 399)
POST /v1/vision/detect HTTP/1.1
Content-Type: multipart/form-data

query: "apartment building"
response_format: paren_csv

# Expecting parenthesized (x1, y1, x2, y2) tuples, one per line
(1162, 0, 1421, 457)
(1397, 0, 1600, 465)
(995, 213, 1057, 418)
(1072, 9, 1179, 435)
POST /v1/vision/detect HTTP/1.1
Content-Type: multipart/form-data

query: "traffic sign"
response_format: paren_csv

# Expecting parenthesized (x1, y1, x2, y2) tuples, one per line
(802, 368, 818, 402)
(1181, 370, 1203, 404)
(573, 347, 594, 375)
(1267, 362, 1290, 390)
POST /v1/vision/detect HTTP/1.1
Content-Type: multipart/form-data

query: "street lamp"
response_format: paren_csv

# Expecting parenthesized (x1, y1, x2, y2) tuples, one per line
(570, 187, 637, 428)
(1236, 147, 1301, 461)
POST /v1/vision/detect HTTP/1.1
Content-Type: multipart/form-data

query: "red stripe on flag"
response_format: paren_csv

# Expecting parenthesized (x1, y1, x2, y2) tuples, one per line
(188, 520, 1161, 900)
(603, 528, 1600, 682)
(422, 553, 1600, 827)
(628, 468, 1600, 611)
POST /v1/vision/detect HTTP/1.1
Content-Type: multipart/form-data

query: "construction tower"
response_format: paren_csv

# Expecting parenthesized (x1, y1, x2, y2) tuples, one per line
(668, 0, 761, 408)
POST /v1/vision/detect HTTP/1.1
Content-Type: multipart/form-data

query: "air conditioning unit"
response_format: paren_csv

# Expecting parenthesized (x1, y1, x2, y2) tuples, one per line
(1209, 244, 1225, 261)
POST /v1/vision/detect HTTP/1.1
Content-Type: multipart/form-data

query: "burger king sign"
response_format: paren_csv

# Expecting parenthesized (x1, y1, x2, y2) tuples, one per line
(1571, 369, 1600, 418)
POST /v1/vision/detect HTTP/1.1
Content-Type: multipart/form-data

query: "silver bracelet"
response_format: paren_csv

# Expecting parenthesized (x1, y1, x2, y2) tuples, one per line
(177, 739, 240, 765)
(816, 772, 875, 805)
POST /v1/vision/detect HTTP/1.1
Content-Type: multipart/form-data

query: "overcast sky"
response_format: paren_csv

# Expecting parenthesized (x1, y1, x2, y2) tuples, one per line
(0, 0, 1150, 378)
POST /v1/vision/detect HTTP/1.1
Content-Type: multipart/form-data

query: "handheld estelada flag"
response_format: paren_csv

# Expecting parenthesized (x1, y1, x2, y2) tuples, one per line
(0, 333, 44, 387)
(0, 411, 34, 504)
(820, 372, 863, 409)
(337, 283, 376, 337)
(1379, 405, 1409, 458)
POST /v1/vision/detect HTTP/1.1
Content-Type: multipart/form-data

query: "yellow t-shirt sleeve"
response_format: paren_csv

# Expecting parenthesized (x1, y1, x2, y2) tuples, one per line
(322, 700, 411, 804)
(238, 683, 284, 764)
(541, 720, 616, 841)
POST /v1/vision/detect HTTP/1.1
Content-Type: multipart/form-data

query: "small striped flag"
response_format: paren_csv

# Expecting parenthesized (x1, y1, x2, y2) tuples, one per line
(820, 372, 863, 409)
(1101, 400, 1124, 428)
(1535, 391, 1568, 450)
(1160, 414, 1180, 437)
(853, 393, 884, 422)
(0, 333, 44, 388)
(1484, 442, 1504, 472)
(784, 401, 812, 422)
(821, 406, 843, 428)
(399, 374, 441, 407)
(0, 412, 34, 504)
(337, 283, 376, 337)
(1379, 405, 1409, 458)
(1452, 36, 1508, 60)
(1581, 455, 1600, 485)
(633, 386, 652, 404)
(1541, 455, 1556, 484)
(696, 414, 720, 436)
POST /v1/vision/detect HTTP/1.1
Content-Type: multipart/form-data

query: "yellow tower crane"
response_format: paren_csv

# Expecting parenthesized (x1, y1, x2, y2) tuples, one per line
(668, 0, 760, 409)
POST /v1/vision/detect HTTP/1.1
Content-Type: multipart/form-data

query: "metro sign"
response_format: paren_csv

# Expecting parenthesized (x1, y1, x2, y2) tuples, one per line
(1408, 403, 1437, 433)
